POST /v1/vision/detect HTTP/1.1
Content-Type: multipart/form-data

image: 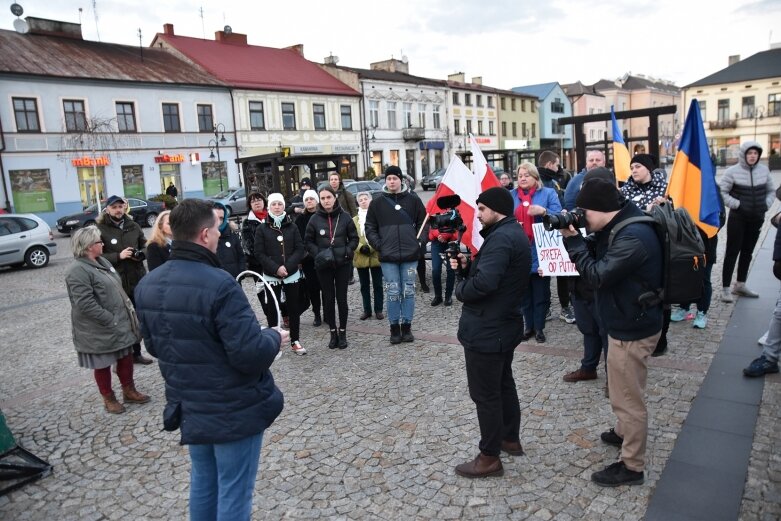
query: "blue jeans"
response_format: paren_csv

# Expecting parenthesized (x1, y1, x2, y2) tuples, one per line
(381, 261, 417, 324)
(189, 432, 264, 521)
(521, 273, 551, 332)
(762, 284, 781, 363)
(430, 240, 455, 299)
(572, 294, 608, 371)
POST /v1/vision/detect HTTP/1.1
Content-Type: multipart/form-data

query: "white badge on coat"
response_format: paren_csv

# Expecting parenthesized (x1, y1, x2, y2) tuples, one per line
(225, 241, 231, 248)
(395, 204, 401, 210)
(320, 229, 326, 236)
(111, 238, 118, 244)
(522, 201, 530, 207)
(276, 236, 283, 242)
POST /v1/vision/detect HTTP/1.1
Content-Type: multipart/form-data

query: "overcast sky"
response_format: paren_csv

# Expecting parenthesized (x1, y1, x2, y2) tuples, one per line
(3, 0, 780, 89)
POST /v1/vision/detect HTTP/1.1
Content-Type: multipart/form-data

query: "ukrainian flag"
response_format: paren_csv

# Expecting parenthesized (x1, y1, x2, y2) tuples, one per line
(611, 107, 631, 182)
(666, 99, 722, 238)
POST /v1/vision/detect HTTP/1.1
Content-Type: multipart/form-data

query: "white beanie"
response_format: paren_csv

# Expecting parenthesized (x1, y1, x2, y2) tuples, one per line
(302, 189, 319, 203)
(267, 193, 285, 206)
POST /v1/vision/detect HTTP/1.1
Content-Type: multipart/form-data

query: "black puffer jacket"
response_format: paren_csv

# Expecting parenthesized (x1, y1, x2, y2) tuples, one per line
(304, 203, 358, 268)
(365, 189, 426, 263)
(217, 226, 246, 278)
(720, 141, 775, 219)
(241, 212, 265, 272)
(97, 213, 147, 297)
(254, 215, 305, 277)
(295, 210, 317, 268)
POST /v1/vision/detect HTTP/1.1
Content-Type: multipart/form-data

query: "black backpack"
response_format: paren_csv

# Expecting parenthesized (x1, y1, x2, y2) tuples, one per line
(608, 202, 706, 306)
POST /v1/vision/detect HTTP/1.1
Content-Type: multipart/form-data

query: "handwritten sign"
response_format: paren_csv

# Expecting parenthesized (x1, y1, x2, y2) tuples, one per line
(532, 223, 580, 276)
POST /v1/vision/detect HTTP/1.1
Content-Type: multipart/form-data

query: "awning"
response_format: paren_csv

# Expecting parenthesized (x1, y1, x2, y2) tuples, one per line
(419, 141, 445, 150)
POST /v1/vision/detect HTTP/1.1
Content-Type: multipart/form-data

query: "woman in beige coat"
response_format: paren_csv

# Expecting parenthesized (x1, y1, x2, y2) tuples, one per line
(64, 226, 150, 414)
(353, 192, 384, 320)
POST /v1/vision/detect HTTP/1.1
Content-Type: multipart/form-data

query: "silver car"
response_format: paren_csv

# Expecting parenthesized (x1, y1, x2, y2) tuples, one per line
(0, 213, 58, 269)
(209, 187, 247, 215)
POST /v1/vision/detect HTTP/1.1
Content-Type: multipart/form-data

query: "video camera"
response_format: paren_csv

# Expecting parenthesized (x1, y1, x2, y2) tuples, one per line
(542, 208, 586, 231)
(430, 194, 466, 260)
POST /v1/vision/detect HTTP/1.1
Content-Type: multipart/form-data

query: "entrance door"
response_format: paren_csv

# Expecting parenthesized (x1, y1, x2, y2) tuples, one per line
(420, 152, 429, 176)
(77, 167, 107, 208)
(159, 164, 182, 199)
(405, 150, 415, 179)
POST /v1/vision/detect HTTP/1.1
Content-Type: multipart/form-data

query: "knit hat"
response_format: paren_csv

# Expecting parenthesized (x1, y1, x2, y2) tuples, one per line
(582, 166, 616, 186)
(267, 193, 285, 206)
(476, 186, 514, 217)
(300, 177, 312, 187)
(105, 195, 126, 206)
(384, 165, 403, 180)
(303, 189, 319, 203)
(576, 178, 623, 212)
(630, 153, 657, 173)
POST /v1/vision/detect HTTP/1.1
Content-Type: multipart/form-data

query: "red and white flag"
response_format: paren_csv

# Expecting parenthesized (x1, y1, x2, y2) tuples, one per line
(469, 134, 501, 193)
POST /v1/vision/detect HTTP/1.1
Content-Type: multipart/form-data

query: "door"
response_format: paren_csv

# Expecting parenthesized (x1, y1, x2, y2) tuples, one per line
(77, 167, 107, 208)
(159, 164, 182, 199)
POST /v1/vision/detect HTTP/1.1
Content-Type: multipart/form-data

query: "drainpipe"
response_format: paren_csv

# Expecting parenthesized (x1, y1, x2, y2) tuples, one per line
(0, 115, 11, 212)
(360, 81, 369, 178)
(228, 87, 241, 186)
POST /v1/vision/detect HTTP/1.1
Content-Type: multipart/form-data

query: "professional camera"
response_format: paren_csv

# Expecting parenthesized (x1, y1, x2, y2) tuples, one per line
(542, 208, 586, 231)
(430, 194, 467, 260)
(131, 248, 146, 261)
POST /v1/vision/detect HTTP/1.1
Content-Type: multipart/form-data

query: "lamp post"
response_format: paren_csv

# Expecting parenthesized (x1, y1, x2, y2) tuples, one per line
(208, 123, 228, 193)
(752, 106, 765, 140)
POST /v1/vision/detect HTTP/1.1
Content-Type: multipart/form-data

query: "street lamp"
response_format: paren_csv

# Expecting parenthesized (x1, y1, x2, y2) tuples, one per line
(208, 123, 228, 192)
(751, 106, 765, 140)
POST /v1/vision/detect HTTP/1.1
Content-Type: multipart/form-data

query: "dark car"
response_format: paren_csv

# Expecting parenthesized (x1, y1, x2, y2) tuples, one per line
(345, 180, 384, 200)
(420, 168, 446, 191)
(56, 197, 166, 234)
(374, 173, 416, 191)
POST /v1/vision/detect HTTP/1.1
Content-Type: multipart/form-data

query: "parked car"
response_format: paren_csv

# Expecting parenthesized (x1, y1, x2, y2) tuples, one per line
(374, 173, 416, 191)
(0, 213, 58, 269)
(421, 168, 446, 191)
(209, 187, 247, 216)
(344, 180, 384, 200)
(56, 197, 166, 234)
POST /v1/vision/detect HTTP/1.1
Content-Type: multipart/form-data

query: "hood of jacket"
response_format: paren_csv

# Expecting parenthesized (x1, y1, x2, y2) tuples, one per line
(738, 140, 763, 169)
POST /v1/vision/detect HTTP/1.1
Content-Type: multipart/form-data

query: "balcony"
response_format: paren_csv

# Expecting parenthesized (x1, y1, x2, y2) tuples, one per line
(402, 127, 425, 141)
(709, 120, 737, 130)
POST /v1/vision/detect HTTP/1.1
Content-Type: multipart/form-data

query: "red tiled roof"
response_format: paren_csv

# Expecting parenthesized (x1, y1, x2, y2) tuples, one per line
(154, 33, 360, 97)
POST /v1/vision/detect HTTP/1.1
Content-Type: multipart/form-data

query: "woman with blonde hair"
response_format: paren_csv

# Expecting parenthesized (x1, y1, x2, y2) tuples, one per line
(146, 210, 172, 271)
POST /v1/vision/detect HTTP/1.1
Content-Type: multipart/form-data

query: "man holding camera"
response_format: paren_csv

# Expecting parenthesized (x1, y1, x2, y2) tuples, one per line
(97, 195, 152, 364)
(559, 178, 663, 487)
(450, 187, 531, 478)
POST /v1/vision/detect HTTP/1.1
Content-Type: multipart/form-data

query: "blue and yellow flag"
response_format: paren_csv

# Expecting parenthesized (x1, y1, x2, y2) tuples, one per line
(610, 107, 631, 182)
(666, 99, 722, 238)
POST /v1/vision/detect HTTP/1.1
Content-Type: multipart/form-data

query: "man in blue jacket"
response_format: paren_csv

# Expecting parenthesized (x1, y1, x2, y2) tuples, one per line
(135, 199, 286, 520)
(561, 178, 663, 487)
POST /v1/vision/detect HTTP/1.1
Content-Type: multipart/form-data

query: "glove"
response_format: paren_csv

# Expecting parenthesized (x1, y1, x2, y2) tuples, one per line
(360, 245, 371, 255)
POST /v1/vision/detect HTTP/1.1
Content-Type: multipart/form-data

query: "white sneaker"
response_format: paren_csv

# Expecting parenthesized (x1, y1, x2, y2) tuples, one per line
(732, 282, 759, 298)
(274, 350, 283, 361)
(291, 341, 307, 355)
(721, 287, 734, 303)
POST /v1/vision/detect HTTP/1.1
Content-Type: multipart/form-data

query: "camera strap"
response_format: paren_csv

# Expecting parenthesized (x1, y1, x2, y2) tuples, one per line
(382, 195, 415, 228)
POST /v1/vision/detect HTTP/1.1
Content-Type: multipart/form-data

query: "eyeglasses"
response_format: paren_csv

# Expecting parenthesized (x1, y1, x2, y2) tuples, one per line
(92, 240, 104, 246)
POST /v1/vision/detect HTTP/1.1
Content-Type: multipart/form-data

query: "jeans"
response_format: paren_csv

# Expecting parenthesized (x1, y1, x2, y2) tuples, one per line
(430, 240, 455, 299)
(722, 210, 762, 286)
(189, 432, 264, 521)
(521, 273, 551, 332)
(357, 266, 384, 314)
(762, 283, 781, 363)
(572, 295, 608, 371)
(381, 261, 417, 324)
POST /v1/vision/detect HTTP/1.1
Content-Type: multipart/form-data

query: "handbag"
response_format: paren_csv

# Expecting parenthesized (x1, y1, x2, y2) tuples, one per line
(314, 213, 340, 270)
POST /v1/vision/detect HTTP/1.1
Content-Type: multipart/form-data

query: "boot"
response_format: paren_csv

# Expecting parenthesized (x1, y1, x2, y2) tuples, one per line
(390, 324, 402, 344)
(455, 453, 504, 478)
(312, 312, 322, 327)
(328, 329, 338, 349)
(102, 391, 126, 414)
(122, 384, 151, 404)
(338, 329, 348, 349)
(401, 323, 415, 342)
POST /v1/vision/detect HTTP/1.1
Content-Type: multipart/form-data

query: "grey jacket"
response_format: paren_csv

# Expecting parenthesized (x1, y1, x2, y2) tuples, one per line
(720, 141, 775, 218)
(65, 256, 141, 355)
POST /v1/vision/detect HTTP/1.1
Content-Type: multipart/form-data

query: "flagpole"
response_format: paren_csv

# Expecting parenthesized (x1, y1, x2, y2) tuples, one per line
(416, 214, 430, 240)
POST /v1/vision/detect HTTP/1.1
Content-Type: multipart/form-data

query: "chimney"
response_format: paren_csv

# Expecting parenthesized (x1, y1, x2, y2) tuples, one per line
(26, 17, 83, 40)
(215, 28, 247, 45)
(163, 23, 174, 36)
(285, 44, 304, 56)
(370, 58, 409, 74)
(448, 72, 465, 83)
(471, 76, 482, 85)
(323, 54, 339, 65)
(728, 54, 740, 66)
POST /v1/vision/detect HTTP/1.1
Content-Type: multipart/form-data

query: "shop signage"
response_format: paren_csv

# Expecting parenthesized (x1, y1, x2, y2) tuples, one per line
(71, 156, 110, 167)
(474, 137, 492, 144)
(332, 144, 360, 154)
(155, 154, 185, 163)
(419, 141, 445, 150)
(292, 145, 323, 154)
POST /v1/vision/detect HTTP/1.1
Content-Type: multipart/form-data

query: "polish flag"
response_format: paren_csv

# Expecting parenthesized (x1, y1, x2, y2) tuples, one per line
(469, 134, 502, 193)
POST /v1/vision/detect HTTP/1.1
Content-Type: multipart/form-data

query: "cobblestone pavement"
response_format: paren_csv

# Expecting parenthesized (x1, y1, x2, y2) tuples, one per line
(1, 204, 779, 520)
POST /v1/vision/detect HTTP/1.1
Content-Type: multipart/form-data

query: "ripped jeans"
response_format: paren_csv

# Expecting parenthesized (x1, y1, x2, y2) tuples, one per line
(381, 261, 417, 325)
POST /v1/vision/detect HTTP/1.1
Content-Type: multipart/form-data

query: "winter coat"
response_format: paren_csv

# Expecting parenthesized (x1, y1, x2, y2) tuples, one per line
(455, 216, 531, 353)
(134, 241, 283, 445)
(97, 213, 147, 297)
(241, 211, 265, 272)
(217, 226, 246, 279)
(365, 189, 426, 263)
(538, 166, 571, 206)
(253, 214, 305, 277)
(773, 212, 781, 281)
(335, 183, 358, 217)
(304, 203, 359, 269)
(563, 201, 663, 341)
(620, 169, 668, 210)
(563, 169, 587, 211)
(295, 210, 317, 268)
(145, 241, 171, 272)
(510, 186, 562, 273)
(353, 215, 381, 269)
(720, 141, 775, 220)
(65, 256, 140, 355)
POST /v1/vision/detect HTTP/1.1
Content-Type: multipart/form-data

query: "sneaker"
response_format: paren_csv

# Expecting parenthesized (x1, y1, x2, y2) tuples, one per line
(559, 306, 576, 324)
(563, 368, 598, 382)
(600, 428, 623, 447)
(670, 306, 690, 322)
(591, 461, 644, 487)
(732, 282, 759, 298)
(721, 287, 734, 303)
(743, 356, 780, 377)
(291, 341, 307, 355)
(545, 309, 552, 321)
(692, 311, 708, 329)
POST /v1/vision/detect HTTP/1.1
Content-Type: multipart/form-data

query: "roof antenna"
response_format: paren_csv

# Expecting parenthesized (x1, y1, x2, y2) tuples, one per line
(199, 6, 205, 39)
(92, 0, 101, 42)
(78, 7, 83, 25)
(138, 28, 144, 62)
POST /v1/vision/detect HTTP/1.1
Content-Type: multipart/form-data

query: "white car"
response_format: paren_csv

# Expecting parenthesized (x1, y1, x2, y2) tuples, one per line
(0, 213, 58, 269)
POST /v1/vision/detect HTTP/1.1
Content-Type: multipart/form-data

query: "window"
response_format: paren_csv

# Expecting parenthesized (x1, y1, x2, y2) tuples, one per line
(403, 102, 413, 127)
(741, 96, 755, 119)
(512, 122, 517, 137)
(476, 95, 482, 107)
(387, 101, 397, 129)
(511, 99, 516, 111)
(551, 98, 565, 114)
(197, 104, 214, 133)
(249, 101, 265, 130)
(340, 105, 352, 130)
(465, 93, 472, 106)
(521, 99, 526, 112)
(418, 103, 426, 128)
(769, 94, 781, 117)
(487, 96, 494, 108)
(454, 119, 461, 135)
(162, 103, 181, 132)
(63, 99, 87, 132)
(433, 105, 441, 129)
(13, 97, 40, 132)
(589, 108, 595, 115)
(489, 121, 494, 135)
(552, 120, 561, 134)
(531, 102, 536, 113)
(589, 129, 595, 140)
(522, 122, 527, 137)
(453, 92, 460, 105)
(313, 103, 326, 130)
(282, 102, 296, 130)
(501, 121, 507, 137)
(717, 99, 730, 122)
(531, 123, 536, 138)
(501, 97, 506, 110)
(116, 102, 136, 133)
(466, 120, 473, 135)
(477, 120, 484, 135)
(369, 100, 379, 128)
(699, 100, 707, 121)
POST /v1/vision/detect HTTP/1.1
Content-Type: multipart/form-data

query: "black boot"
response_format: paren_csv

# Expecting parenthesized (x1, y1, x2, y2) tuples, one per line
(390, 324, 402, 344)
(328, 329, 338, 349)
(338, 329, 348, 349)
(313, 312, 322, 327)
(401, 323, 415, 343)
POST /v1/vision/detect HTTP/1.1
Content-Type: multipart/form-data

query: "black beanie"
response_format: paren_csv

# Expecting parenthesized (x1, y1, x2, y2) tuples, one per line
(476, 186, 514, 217)
(630, 153, 657, 173)
(583, 166, 616, 185)
(384, 165, 403, 180)
(576, 178, 623, 212)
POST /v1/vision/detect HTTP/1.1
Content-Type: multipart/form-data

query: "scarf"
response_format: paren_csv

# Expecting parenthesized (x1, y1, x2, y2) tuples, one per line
(514, 188, 536, 242)
(269, 211, 285, 228)
(357, 207, 368, 236)
(252, 209, 268, 221)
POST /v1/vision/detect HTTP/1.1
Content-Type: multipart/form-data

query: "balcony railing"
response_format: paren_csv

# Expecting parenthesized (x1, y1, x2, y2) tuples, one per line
(709, 120, 737, 130)
(402, 127, 425, 141)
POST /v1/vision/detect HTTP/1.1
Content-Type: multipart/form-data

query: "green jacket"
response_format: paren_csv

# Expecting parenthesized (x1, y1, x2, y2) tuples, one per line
(65, 256, 141, 354)
(353, 215, 380, 269)
(97, 213, 147, 296)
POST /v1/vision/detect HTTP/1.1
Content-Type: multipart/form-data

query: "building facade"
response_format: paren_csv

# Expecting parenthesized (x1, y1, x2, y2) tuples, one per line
(513, 82, 574, 167)
(496, 89, 539, 153)
(447, 74, 499, 156)
(562, 81, 608, 151)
